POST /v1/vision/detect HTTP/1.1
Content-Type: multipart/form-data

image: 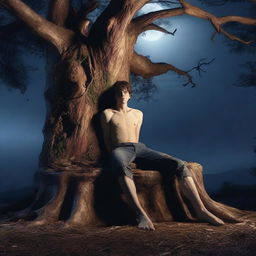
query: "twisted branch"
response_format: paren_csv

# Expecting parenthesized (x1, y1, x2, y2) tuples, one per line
(179, 0, 256, 44)
(186, 58, 215, 78)
(130, 52, 216, 87)
(130, 0, 255, 44)
(130, 51, 196, 87)
(78, 0, 99, 20)
(130, 7, 184, 39)
(142, 24, 177, 35)
(0, 0, 74, 54)
(132, 8, 184, 29)
(49, 0, 70, 26)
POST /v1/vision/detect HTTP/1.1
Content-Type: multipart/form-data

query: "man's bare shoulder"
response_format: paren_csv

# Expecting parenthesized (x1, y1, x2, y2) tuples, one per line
(130, 108, 143, 117)
(102, 108, 143, 117)
(101, 108, 116, 121)
(102, 108, 117, 115)
(102, 108, 112, 113)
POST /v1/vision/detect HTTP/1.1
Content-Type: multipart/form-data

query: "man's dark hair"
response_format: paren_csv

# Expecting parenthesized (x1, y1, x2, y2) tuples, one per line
(113, 81, 132, 95)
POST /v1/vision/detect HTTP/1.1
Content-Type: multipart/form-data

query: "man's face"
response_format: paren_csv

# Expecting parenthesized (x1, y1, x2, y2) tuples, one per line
(115, 88, 131, 104)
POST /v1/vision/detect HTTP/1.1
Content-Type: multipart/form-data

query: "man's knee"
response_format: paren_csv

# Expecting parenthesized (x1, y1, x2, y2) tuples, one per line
(176, 160, 192, 179)
(112, 165, 134, 180)
(163, 157, 191, 179)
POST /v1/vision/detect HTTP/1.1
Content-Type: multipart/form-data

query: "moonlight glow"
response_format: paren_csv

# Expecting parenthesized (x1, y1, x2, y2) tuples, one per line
(138, 3, 165, 41)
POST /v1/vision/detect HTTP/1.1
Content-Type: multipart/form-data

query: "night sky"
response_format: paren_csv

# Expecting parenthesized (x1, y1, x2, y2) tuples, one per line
(0, 1, 256, 193)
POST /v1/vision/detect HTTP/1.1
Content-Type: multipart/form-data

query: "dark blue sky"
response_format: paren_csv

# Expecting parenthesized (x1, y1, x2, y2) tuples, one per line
(132, 8, 256, 173)
(0, 1, 255, 193)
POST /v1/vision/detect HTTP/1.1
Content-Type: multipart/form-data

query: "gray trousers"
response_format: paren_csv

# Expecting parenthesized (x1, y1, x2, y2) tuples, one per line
(110, 142, 191, 179)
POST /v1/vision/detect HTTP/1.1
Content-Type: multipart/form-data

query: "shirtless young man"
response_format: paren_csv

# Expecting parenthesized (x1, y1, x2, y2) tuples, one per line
(100, 81, 224, 230)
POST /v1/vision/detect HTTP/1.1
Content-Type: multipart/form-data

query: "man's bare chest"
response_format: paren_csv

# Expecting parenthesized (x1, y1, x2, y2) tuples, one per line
(110, 112, 139, 129)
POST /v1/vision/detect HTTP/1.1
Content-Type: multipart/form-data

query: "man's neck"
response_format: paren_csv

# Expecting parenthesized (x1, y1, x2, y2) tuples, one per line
(116, 102, 129, 113)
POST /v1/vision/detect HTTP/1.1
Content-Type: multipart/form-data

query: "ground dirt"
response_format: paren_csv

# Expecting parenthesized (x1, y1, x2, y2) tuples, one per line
(0, 212, 256, 256)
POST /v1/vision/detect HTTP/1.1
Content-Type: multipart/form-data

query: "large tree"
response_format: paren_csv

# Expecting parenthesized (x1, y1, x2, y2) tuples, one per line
(1, 0, 256, 226)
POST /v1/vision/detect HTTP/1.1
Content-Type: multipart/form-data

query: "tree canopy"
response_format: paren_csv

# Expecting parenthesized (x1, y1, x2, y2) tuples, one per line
(0, 0, 255, 94)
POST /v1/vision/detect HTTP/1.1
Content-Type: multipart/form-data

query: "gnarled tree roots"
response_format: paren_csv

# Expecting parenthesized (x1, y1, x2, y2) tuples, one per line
(10, 162, 245, 227)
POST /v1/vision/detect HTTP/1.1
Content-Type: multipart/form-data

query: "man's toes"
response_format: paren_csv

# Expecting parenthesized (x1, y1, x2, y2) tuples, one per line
(198, 210, 225, 226)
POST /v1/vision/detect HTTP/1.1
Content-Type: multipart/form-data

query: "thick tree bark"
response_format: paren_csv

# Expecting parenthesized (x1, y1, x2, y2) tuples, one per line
(49, 0, 70, 26)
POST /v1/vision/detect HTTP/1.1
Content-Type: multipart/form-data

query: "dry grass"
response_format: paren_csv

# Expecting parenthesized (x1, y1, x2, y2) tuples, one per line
(0, 212, 256, 256)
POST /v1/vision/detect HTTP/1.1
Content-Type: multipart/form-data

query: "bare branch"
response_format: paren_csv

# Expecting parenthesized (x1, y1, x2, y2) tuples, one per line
(107, 0, 151, 20)
(218, 16, 256, 27)
(199, 0, 256, 6)
(78, 0, 99, 20)
(219, 27, 255, 44)
(64, 1, 99, 36)
(186, 58, 215, 78)
(150, 0, 180, 4)
(130, 51, 196, 87)
(130, 7, 184, 38)
(1, 0, 74, 54)
(142, 23, 177, 35)
(130, 0, 151, 11)
(49, 0, 70, 26)
(179, 0, 256, 44)
(89, 0, 151, 45)
(132, 8, 184, 28)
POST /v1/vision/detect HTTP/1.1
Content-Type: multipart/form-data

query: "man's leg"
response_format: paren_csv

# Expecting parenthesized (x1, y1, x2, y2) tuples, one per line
(179, 176, 224, 225)
(110, 144, 155, 230)
(136, 144, 224, 225)
(118, 175, 155, 230)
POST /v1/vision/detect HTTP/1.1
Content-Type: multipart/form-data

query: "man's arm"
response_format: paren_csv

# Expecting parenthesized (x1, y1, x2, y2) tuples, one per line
(135, 110, 143, 142)
(100, 110, 113, 152)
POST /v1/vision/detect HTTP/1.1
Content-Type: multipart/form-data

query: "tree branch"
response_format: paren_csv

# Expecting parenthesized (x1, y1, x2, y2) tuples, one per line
(186, 58, 215, 79)
(179, 0, 256, 44)
(78, 0, 99, 20)
(211, 29, 255, 45)
(130, 52, 196, 87)
(89, 0, 150, 45)
(129, 0, 151, 12)
(106, 0, 151, 24)
(1, 0, 74, 54)
(49, 0, 70, 26)
(150, 0, 180, 4)
(133, 7, 184, 27)
(130, 7, 184, 37)
(67, 1, 99, 36)
(199, 0, 256, 6)
(142, 23, 177, 35)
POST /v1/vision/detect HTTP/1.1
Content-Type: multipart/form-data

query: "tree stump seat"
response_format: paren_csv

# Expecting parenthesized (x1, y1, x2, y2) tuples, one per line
(16, 162, 244, 227)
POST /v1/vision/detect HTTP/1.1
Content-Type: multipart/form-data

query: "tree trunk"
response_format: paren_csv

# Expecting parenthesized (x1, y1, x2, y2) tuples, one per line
(39, 45, 125, 164)
(39, 24, 133, 167)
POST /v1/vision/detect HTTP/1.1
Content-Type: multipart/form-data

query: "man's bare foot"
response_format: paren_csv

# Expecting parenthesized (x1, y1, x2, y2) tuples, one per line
(197, 209, 224, 226)
(137, 215, 155, 230)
